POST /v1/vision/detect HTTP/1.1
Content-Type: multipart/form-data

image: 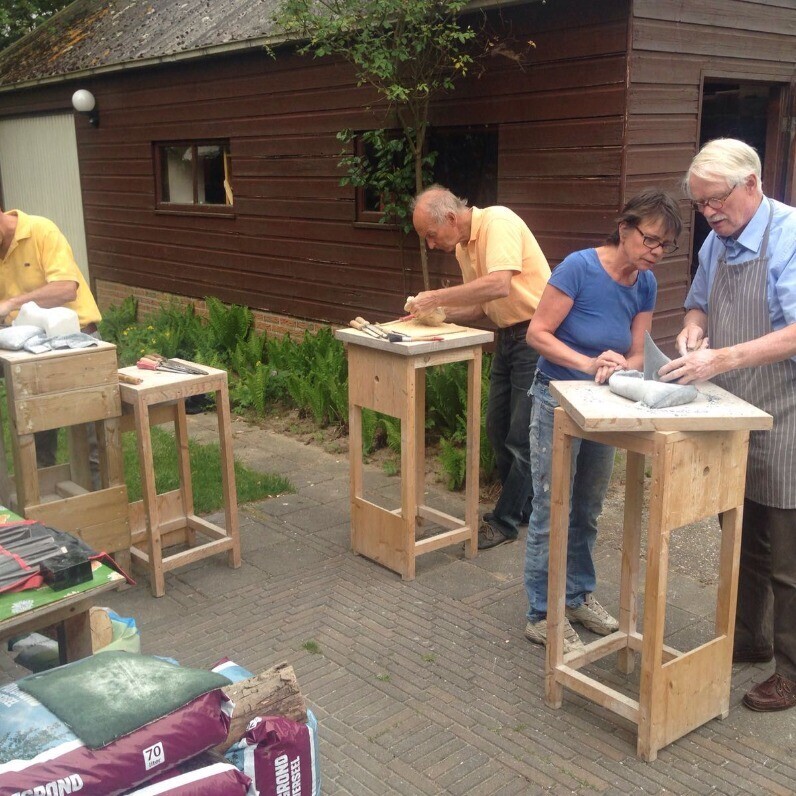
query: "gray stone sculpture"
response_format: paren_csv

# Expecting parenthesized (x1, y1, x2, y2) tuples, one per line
(608, 333, 698, 409)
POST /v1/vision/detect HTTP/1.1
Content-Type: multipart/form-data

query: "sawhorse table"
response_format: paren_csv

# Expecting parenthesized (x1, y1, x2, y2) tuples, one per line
(335, 327, 493, 580)
(545, 380, 772, 761)
(118, 361, 240, 597)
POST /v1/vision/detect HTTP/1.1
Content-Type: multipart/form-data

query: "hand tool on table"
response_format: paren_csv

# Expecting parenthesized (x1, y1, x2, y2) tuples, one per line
(351, 317, 443, 343)
(349, 318, 385, 339)
(136, 354, 208, 375)
(118, 372, 144, 385)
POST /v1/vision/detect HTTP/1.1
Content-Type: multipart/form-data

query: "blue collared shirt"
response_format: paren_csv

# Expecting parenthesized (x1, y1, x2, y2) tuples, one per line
(685, 196, 796, 333)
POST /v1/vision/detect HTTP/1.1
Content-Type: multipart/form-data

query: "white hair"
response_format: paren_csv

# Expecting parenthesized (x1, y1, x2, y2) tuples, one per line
(411, 184, 468, 223)
(684, 138, 763, 197)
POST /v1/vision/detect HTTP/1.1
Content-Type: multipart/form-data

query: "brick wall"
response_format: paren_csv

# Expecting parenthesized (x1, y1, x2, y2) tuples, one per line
(95, 279, 326, 338)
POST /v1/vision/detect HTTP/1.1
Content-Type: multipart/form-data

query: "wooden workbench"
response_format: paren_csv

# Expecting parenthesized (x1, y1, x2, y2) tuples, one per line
(0, 343, 130, 563)
(335, 326, 493, 580)
(545, 379, 772, 761)
(117, 361, 240, 596)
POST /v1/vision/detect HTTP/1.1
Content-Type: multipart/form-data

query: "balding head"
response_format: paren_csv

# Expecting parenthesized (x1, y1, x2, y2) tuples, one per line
(412, 185, 471, 252)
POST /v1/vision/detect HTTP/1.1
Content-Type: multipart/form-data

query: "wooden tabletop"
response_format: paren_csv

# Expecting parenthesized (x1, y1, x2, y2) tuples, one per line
(335, 326, 494, 356)
(0, 339, 116, 365)
(117, 360, 227, 404)
(551, 379, 773, 433)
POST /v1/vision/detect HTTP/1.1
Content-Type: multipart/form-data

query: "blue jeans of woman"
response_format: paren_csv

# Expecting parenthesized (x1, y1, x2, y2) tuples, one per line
(484, 321, 538, 539)
(524, 375, 615, 622)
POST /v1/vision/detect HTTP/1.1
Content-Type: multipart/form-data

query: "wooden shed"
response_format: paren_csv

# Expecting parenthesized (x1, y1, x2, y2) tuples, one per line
(0, 0, 794, 346)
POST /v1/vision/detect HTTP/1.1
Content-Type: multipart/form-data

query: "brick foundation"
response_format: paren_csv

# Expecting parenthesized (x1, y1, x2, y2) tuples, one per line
(95, 280, 326, 338)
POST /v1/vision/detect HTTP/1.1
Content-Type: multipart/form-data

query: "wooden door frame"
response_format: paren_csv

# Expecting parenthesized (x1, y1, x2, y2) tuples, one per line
(697, 71, 794, 203)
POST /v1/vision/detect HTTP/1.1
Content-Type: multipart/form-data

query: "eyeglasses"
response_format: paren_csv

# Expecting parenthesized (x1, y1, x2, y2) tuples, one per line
(690, 184, 736, 212)
(635, 227, 678, 255)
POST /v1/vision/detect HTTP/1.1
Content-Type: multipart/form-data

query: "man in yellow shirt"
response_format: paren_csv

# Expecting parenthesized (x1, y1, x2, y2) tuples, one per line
(0, 208, 102, 467)
(0, 209, 101, 331)
(410, 185, 551, 549)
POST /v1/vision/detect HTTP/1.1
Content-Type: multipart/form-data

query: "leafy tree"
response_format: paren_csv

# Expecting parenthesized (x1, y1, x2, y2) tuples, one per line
(274, 0, 477, 290)
(0, 1, 71, 52)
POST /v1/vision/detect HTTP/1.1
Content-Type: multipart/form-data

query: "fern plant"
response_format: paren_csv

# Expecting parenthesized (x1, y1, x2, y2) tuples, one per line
(204, 296, 254, 363)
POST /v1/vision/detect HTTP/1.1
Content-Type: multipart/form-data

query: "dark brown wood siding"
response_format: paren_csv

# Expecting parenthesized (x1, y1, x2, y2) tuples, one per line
(626, 0, 796, 343)
(0, 0, 632, 328)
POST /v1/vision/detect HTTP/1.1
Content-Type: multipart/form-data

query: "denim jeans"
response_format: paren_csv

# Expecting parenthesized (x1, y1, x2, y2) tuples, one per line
(524, 376, 614, 622)
(484, 322, 538, 540)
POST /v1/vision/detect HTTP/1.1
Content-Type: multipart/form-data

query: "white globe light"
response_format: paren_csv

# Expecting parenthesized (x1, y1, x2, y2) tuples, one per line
(71, 89, 96, 113)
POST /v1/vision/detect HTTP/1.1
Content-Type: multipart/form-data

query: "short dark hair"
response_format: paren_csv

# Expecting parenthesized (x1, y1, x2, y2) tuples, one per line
(606, 189, 682, 245)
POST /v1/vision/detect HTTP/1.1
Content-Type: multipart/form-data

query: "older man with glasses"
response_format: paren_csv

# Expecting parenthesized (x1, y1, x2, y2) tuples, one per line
(660, 138, 796, 713)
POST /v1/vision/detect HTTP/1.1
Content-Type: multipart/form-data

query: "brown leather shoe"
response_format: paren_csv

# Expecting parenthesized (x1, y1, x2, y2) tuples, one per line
(742, 673, 796, 712)
(733, 647, 774, 664)
(477, 522, 515, 550)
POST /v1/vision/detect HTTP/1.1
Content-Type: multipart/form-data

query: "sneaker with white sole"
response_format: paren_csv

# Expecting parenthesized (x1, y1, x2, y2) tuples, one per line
(566, 593, 619, 636)
(524, 617, 586, 655)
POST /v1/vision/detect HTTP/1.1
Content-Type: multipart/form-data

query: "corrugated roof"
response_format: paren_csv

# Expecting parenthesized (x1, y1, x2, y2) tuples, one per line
(0, 0, 527, 91)
(0, 0, 285, 89)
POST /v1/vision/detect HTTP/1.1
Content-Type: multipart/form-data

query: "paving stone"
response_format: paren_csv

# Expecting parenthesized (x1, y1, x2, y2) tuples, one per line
(3, 412, 791, 796)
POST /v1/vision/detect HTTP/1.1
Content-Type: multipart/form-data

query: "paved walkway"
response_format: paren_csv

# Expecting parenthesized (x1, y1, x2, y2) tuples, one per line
(4, 413, 794, 794)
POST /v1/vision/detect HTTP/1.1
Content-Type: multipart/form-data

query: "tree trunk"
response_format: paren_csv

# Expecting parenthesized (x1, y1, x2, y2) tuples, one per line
(214, 661, 307, 752)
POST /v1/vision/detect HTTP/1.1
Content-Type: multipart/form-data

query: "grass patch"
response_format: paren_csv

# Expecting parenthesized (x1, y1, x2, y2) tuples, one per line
(302, 640, 322, 654)
(122, 427, 292, 513)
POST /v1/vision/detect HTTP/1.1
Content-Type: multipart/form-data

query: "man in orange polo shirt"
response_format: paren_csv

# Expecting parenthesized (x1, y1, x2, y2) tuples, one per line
(410, 185, 551, 549)
(0, 208, 102, 468)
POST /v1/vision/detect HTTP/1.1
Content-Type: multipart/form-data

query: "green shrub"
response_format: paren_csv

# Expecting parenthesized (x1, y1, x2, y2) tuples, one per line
(98, 295, 501, 493)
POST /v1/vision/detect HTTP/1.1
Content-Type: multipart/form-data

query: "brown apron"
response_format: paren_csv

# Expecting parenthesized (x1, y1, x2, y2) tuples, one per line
(708, 201, 796, 508)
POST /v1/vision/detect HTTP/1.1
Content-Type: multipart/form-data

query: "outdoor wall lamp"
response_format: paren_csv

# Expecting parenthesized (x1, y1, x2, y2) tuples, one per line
(71, 89, 99, 127)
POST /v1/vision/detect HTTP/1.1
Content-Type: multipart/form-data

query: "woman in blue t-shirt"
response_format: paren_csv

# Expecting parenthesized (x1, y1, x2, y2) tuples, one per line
(523, 189, 682, 654)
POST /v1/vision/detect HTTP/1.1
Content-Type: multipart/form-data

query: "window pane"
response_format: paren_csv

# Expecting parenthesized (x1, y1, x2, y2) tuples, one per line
(161, 146, 194, 203)
(430, 127, 498, 208)
(197, 144, 229, 205)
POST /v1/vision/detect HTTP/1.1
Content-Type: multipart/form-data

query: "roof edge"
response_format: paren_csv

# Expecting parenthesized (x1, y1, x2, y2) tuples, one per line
(0, 31, 294, 95)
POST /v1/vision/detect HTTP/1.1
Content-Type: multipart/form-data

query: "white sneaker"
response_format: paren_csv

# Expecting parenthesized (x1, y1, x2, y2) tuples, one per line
(566, 593, 619, 635)
(524, 618, 586, 654)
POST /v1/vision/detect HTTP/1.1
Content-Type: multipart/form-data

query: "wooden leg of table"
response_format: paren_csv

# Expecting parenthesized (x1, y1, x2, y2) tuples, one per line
(401, 365, 418, 581)
(0, 400, 14, 507)
(413, 368, 426, 518)
(13, 432, 40, 512)
(62, 610, 94, 662)
(135, 401, 165, 597)
(545, 408, 573, 709)
(637, 438, 671, 762)
(68, 423, 92, 491)
(215, 387, 240, 569)
(175, 400, 196, 546)
(349, 403, 363, 553)
(464, 351, 481, 559)
(716, 503, 743, 719)
(617, 449, 644, 675)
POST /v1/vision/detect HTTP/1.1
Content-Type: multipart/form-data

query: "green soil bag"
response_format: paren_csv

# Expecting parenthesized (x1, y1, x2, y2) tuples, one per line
(17, 650, 230, 748)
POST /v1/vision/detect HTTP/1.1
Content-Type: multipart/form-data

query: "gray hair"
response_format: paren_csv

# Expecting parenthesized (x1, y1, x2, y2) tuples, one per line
(684, 138, 763, 197)
(411, 184, 468, 223)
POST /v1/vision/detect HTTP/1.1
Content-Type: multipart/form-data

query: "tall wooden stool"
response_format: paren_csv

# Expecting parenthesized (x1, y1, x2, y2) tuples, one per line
(117, 361, 240, 597)
(544, 380, 772, 761)
(0, 343, 130, 566)
(335, 327, 493, 580)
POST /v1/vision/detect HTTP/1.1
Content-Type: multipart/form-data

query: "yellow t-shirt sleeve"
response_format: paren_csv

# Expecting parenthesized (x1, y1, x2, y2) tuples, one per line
(39, 225, 81, 285)
(481, 218, 523, 272)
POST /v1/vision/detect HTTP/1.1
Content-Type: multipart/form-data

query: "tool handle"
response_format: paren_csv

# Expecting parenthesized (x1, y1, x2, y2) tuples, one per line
(349, 319, 381, 338)
(135, 359, 160, 371)
(118, 372, 144, 385)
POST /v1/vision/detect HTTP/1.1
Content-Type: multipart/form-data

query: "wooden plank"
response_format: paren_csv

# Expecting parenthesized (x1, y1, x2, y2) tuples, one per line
(556, 665, 640, 723)
(633, 0, 796, 36)
(3, 347, 119, 397)
(550, 380, 773, 432)
(12, 384, 121, 434)
(26, 485, 131, 555)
